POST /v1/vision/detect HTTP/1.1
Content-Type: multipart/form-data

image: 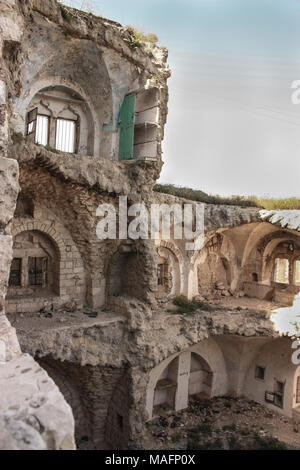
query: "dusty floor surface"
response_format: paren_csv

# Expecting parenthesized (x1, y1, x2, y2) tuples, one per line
(7, 296, 275, 332)
(142, 396, 300, 450)
(156, 296, 279, 317)
(7, 309, 124, 332)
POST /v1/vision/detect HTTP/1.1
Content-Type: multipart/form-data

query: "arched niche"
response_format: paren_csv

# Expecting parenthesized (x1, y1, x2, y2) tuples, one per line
(106, 245, 149, 304)
(146, 338, 228, 418)
(156, 244, 181, 298)
(8, 229, 60, 297)
(240, 228, 300, 301)
(188, 352, 213, 398)
(262, 237, 300, 285)
(195, 234, 232, 296)
(6, 217, 86, 314)
(25, 84, 95, 156)
(13, 31, 113, 157)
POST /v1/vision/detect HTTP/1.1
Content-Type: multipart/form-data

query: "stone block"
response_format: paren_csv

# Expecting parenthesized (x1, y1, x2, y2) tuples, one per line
(0, 354, 75, 449)
(0, 158, 19, 228)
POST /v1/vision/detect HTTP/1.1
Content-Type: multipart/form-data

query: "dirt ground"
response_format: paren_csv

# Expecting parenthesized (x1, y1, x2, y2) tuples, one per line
(142, 395, 300, 450)
(156, 295, 279, 317)
(7, 308, 124, 332)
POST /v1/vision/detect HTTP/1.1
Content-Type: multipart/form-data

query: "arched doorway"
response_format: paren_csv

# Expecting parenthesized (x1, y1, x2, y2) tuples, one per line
(152, 351, 214, 415)
(25, 85, 95, 156)
(153, 356, 178, 412)
(188, 352, 213, 399)
(8, 230, 60, 298)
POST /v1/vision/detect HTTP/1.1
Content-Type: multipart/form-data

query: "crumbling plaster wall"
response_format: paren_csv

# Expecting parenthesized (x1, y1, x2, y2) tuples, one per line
(145, 335, 299, 423)
(15, 303, 277, 447)
(8, 142, 164, 309)
(3, 0, 170, 316)
(10, 0, 170, 161)
(151, 193, 263, 299)
(243, 337, 299, 418)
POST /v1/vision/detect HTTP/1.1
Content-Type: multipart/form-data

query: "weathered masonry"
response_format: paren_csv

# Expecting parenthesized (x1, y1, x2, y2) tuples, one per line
(1, 0, 300, 451)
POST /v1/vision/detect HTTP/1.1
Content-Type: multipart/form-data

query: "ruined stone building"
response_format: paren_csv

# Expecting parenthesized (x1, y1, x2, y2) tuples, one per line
(1, 0, 300, 450)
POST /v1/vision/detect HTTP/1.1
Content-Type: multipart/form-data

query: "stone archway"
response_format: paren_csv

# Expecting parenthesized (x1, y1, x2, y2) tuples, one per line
(155, 240, 184, 298)
(188, 352, 213, 398)
(8, 229, 60, 296)
(146, 338, 228, 418)
(6, 218, 86, 313)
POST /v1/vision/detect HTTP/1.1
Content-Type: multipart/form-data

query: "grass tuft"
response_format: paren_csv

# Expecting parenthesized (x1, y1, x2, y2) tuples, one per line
(45, 145, 60, 154)
(11, 132, 24, 144)
(172, 296, 213, 314)
(60, 5, 75, 22)
(127, 26, 158, 48)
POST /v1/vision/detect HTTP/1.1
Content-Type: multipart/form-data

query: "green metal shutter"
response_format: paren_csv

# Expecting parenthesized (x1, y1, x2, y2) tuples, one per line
(118, 93, 136, 160)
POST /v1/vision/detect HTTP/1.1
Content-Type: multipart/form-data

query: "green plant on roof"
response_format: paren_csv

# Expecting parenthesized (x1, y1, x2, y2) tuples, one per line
(127, 26, 158, 48)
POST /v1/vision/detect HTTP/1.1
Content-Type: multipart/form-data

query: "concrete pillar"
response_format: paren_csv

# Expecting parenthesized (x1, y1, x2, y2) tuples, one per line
(175, 351, 191, 411)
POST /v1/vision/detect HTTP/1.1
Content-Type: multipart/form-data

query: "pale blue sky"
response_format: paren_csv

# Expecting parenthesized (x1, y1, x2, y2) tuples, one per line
(63, 0, 300, 197)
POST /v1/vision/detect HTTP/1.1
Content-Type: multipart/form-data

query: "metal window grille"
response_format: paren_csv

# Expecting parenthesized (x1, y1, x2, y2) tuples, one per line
(35, 115, 49, 146)
(28, 257, 48, 286)
(9, 258, 22, 287)
(55, 118, 76, 153)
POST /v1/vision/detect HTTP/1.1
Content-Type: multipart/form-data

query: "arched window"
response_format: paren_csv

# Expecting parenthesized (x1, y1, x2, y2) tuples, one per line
(8, 230, 59, 296)
(25, 85, 93, 155)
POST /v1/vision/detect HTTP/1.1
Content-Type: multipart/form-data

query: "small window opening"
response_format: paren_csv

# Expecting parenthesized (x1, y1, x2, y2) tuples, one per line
(28, 257, 48, 287)
(274, 258, 289, 284)
(9, 258, 22, 287)
(117, 413, 123, 431)
(56, 118, 76, 153)
(274, 380, 285, 408)
(252, 272, 258, 282)
(296, 377, 300, 404)
(255, 365, 265, 381)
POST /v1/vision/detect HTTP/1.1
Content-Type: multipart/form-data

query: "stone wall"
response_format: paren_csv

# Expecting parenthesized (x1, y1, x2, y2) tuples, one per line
(38, 356, 128, 449)
(2, 0, 300, 452)
(0, 0, 75, 450)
